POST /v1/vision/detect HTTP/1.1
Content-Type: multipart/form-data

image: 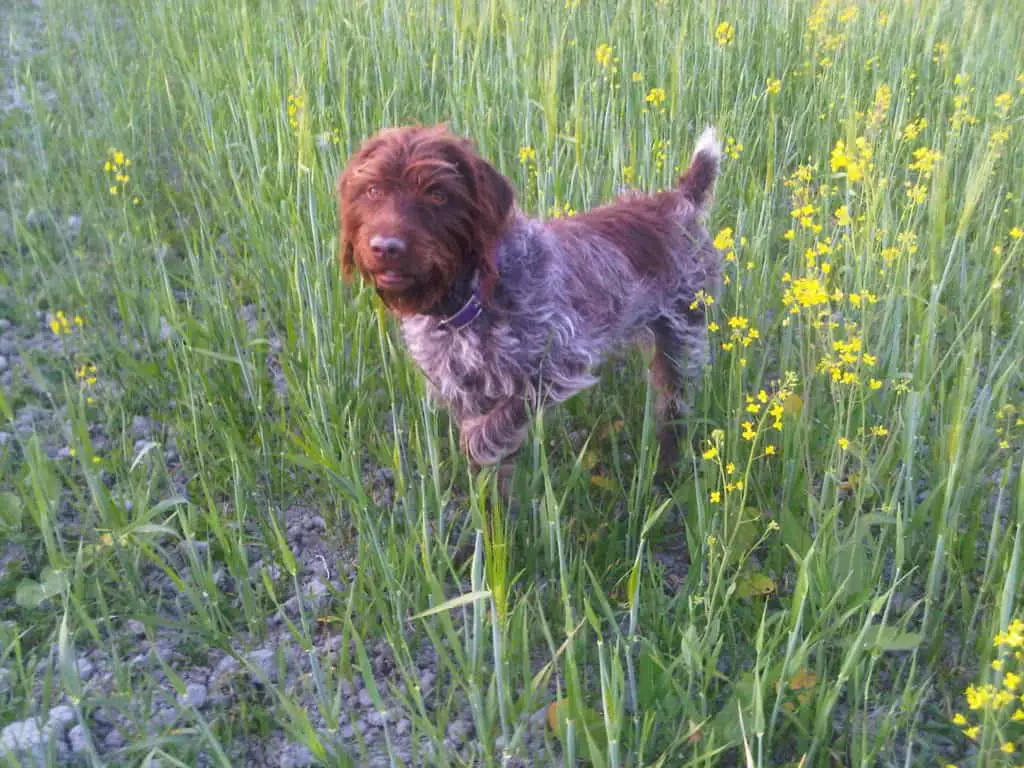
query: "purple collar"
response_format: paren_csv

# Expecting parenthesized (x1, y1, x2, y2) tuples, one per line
(437, 289, 483, 331)
(437, 252, 499, 331)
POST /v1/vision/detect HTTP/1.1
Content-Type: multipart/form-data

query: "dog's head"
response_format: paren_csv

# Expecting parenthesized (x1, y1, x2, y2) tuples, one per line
(336, 124, 516, 316)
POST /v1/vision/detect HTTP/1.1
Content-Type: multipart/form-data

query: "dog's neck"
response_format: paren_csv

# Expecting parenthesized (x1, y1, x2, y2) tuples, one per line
(426, 263, 488, 331)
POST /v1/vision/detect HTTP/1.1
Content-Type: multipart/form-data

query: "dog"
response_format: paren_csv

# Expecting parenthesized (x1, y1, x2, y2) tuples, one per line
(336, 123, 722, 479)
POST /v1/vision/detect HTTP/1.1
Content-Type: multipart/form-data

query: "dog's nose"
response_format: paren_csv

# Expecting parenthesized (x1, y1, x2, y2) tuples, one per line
(369, 235, 406, 259)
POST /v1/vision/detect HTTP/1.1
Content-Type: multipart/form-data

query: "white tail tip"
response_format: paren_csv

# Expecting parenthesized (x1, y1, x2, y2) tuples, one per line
(693, 126, 721, 163)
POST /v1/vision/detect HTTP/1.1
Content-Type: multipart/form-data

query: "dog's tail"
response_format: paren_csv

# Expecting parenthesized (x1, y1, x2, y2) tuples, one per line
(678, 126, 721, 214)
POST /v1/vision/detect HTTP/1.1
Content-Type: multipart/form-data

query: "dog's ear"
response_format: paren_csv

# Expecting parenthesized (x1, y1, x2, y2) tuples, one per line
(336, 135, 387, 282)
(466, 151, 516, 301)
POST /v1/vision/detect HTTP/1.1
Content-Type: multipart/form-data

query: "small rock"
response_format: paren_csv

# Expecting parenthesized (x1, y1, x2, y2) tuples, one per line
(159, 317, 176, 342)
(131, 415, 153, 439)
(246, 649, 277, 684)
(395, 718, 411, 736)
(103, 728, 124, 749)
(213, 654, 240, 678)
(180, 683, 207, 709)
(447, 718, 473, 743)
(124, 619, 146, 637)
(279, 742, 316, 768)
(0, 718, 45, 763)
(366, 710, 386, 728)
(419, 670, 435, 694)
(67, 724, 89, 754)
(154, 708, 177, 728)
(0, 669, 11, 693)
(25, 208, 49, 230)
(0, 355, 7, 372)
(91, 709, 113, 727)
(65, 215, 82, 239)
(76, 657, 95, 682)
(357, 688, 373, 708)
(46, 705, 75, 734)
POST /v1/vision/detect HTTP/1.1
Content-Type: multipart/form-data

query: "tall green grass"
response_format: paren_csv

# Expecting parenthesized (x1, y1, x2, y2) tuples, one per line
(1, 0, 1022, 764)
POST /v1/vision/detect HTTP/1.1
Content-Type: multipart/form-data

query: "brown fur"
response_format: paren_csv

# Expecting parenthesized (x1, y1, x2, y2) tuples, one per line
(336, 123, 723, 476)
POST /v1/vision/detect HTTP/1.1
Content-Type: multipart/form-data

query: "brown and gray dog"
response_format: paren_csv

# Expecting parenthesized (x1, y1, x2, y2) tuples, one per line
(336, 123, 722, 478)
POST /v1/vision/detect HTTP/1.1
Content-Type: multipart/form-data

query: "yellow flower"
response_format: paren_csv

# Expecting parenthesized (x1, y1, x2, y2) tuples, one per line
(725, 137, 743, 159)
(782, 276, 829, 310)
(1010, 227, 1023, 240)
(908, 147, 941, 177)
(870, 425, 889, 437)
(1012, 708, 1024, 722)
(518, 146, 537, 165)
(741, 421, 756, 441)
(766, 77, 782, 95)
(644, 87, 667, 106)
(906, 184, 928, 205)
(995, 92, 1012, 116)
(728, 315, 748, 330)
(725, 462, 736, 475)
(902, 118, 928, 141)
(838, 5, 858, 23)
(709, 491, 722, 504)
(1005, 672, 1021, 691)
(714, 21, 735, 46)
(966, 684, 991, 710)
(595, 43, 615, 70)
(838, 437, 850, 450)
(963, 726, 979, 740)
(713, 227, 735, 251)
(703, 446, 718, 460)
(1000, 742, 1015, 754)
(992, 659, 1004, 672)
(834, 205, 851, 227)
(952, 713, 967, 726)
(896, 231, 919, 253)
(765, 445, 777, 456)
(631, 71, 643, 83)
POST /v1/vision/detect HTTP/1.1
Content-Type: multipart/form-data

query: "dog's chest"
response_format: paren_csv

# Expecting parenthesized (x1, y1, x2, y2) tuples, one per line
(400, 319, 522, 416)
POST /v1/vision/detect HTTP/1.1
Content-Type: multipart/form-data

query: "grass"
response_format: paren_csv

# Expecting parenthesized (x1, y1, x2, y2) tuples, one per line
(1, 0, 1023, 764)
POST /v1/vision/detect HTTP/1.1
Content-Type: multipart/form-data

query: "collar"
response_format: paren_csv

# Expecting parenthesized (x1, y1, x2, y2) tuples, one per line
(437, 289, 483, 331)
(434, 250, 500, 331)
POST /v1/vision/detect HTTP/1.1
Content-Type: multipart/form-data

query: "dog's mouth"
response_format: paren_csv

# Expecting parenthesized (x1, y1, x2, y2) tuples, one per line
(373, 270, 413, 289)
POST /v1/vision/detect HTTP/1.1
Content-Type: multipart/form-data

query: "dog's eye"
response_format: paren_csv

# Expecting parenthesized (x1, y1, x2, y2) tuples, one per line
(426, 190, 447, 205)
(366, 184, 383, 200)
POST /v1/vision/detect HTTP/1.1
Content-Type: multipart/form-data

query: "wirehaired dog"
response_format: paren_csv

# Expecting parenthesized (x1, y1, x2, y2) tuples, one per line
(336, 123, 722, 478)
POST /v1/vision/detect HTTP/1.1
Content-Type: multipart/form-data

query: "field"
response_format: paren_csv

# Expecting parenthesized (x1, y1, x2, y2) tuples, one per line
(1, 0, 1023, 765)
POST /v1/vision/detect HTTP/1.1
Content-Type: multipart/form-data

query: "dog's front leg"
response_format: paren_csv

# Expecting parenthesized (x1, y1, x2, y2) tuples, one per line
(459, 396, 529, 471)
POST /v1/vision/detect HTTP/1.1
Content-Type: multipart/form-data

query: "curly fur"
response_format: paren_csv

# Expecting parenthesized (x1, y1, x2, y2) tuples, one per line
(337, 123, 722, 471)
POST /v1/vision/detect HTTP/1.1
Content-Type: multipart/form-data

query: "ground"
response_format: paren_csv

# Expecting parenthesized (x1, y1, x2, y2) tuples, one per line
(1, 0, 1023, 766)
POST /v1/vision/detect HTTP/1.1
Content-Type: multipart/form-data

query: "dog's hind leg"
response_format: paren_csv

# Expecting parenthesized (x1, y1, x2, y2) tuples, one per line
(649, 306, 710, 474)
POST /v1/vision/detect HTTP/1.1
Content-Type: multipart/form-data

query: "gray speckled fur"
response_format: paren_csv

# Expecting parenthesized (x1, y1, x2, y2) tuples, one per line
(401, 191, 721, 467)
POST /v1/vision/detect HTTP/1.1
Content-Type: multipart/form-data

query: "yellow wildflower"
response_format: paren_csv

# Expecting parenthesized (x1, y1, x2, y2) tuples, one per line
(715, 21, 735, 46)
